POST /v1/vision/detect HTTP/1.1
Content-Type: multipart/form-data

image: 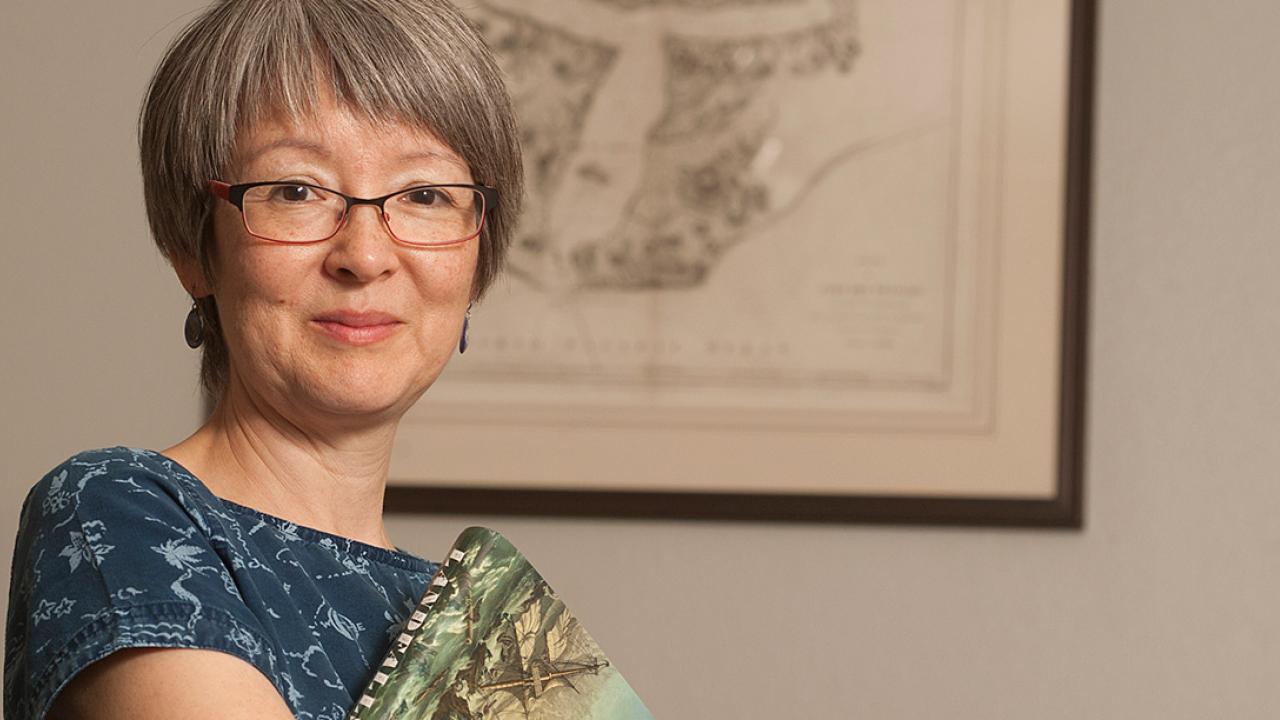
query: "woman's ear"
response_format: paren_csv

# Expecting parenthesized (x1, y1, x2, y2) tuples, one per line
(172, 251, 211, 298)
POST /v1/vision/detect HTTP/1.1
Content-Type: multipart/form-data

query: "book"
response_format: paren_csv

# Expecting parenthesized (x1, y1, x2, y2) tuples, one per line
(348, 526, 653, 718)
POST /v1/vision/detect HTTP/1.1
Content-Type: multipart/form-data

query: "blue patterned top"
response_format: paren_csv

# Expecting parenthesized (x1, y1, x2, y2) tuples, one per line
(4, 447, 438, 720)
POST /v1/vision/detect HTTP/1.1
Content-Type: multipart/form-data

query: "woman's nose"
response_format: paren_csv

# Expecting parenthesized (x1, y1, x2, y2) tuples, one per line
(322, 204, 400, 283)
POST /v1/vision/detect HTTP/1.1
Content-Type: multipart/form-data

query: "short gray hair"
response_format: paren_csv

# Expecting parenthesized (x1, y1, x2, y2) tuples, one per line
(139, 0, 523, 399)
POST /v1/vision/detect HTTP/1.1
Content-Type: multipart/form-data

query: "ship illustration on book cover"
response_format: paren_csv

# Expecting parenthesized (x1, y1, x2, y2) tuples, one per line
(348, 526, 653, 719)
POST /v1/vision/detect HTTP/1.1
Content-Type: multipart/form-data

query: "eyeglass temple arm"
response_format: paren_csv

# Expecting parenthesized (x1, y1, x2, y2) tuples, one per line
(207, 180, 231, 201)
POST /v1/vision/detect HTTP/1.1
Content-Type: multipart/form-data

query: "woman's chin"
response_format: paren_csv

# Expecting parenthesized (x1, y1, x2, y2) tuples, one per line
(234, 347, 446, 424)
(296, 371, 426, 422)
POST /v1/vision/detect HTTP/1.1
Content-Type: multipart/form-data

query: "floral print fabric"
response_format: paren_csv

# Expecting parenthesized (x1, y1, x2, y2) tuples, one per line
(4, 447, 437, 720)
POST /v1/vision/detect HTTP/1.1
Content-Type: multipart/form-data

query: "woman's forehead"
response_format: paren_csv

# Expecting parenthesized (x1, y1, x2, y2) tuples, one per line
(233, 96, 467, 174)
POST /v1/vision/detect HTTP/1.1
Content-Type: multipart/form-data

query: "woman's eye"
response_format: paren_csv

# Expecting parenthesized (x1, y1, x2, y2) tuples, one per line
(405, 188, 448, 206)
(272, 184, 313, 202)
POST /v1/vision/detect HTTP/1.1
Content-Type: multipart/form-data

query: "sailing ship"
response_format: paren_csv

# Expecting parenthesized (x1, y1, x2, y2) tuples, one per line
(477, 594, 611, 717)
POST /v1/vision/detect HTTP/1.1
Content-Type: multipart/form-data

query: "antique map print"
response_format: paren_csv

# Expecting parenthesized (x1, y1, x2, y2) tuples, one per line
(418, 0, 1007, 430)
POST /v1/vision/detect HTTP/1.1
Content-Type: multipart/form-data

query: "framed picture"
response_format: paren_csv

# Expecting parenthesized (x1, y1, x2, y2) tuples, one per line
(388, 0, 1094, 527)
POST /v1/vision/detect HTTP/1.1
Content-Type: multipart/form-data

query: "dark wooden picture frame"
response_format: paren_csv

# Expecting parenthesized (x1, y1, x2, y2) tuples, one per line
(387, 0, 1095, 528)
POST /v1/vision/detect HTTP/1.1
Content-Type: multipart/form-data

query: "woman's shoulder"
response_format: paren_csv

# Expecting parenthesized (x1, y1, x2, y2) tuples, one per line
(6, 448, 286, 720)
(19, 446, 219, 540)
(36, 445, 188, 480)
(22, 447, 438, 574)
(30, 445, 198, 492)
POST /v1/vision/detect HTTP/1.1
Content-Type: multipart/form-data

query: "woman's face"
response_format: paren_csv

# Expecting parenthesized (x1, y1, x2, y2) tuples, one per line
(206, 91, 478, 422)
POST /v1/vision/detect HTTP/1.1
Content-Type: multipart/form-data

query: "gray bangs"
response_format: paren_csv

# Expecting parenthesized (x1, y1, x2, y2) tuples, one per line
(139, 0, 524, 399)
(233, 2, 511, 169)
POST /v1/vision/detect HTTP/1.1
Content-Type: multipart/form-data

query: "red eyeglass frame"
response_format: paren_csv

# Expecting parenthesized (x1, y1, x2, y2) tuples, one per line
(206, 179, 498, 247)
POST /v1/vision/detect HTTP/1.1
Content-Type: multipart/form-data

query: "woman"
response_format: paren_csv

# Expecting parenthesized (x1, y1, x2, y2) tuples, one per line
(3, 1, 522, 718)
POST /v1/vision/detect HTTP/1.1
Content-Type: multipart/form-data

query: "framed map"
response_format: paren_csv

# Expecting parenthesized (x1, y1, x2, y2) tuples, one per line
(388, 0, 1094, 526)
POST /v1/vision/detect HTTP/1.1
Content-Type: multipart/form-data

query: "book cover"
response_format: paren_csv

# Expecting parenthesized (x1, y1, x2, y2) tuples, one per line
(348, 526, 653, 718)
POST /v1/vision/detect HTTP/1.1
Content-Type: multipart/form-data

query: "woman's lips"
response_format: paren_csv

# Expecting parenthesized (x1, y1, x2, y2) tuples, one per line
(311, 311, 404, 346)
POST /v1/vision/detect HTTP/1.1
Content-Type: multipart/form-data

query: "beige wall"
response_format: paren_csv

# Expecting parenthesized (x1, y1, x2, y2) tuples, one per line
(5, 1, 1280, 717)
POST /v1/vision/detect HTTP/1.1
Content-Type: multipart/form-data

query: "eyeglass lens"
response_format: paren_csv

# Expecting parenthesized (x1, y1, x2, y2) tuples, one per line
(240, 184, 483, 245)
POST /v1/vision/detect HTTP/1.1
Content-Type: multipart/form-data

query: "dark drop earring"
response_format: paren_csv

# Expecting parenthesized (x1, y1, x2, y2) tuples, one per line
(459, 304, 472, 354)
(184, 301, 205, 349)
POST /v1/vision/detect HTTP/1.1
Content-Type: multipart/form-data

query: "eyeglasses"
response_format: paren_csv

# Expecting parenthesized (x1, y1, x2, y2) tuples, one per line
(207, 180, 498, 247)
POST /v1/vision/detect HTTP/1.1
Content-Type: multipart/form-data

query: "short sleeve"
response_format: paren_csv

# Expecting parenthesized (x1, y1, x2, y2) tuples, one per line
(3, 449, 284, 720)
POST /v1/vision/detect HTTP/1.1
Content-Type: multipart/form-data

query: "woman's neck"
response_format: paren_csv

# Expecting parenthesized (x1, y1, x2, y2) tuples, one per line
(163, 383, 402, 552)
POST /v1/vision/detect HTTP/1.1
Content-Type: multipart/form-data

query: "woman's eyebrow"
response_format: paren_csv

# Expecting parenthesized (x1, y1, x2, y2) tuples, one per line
(243, 137, 330, 162)
(242, 142, 465, 171)
(395, 150, 468, 171)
